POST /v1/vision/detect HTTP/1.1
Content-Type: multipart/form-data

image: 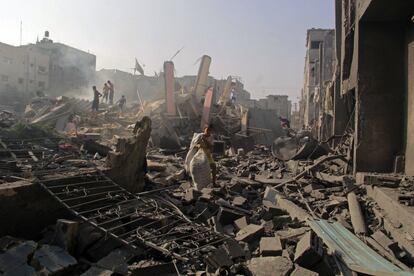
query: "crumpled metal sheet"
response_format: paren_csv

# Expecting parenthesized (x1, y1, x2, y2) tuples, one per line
(308, 219, 414, 276)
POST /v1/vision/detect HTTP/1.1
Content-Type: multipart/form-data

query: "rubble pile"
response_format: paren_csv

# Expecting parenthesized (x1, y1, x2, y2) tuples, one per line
(0, 77, 413, 275)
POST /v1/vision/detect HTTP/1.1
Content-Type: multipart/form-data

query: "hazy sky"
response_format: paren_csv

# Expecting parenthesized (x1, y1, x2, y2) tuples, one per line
(0, 0, 334, 101)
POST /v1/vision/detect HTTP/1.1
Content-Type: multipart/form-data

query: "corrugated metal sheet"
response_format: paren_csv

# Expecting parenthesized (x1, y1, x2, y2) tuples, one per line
(308, 219, 414, 276)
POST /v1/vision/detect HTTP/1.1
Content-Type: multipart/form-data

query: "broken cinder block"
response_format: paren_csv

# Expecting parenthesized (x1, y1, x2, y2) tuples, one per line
(294, 231, 323, 268)
(247, 256, 293, 276)
(236, 224, 265, 243)
(259, 237, 282, 256)
(31, 245, 77, 275)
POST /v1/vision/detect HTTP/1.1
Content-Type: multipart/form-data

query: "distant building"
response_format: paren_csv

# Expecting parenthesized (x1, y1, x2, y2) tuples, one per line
(0, 42, 49, 95)
(300, 28, 335, 135)
(95, 69, 164, 103)
(0, 31, 96, 99)
(242, 94, 292, 119)
(33, 31, 96, 96)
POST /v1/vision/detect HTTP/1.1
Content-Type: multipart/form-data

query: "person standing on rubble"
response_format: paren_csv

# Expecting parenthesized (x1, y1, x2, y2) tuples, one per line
(116, 95, 127, 115)
(197, 125, 217, 185)
(102, 83, 109, 103)
(108, 80, 114, 104)
(91, 86, 102, 114)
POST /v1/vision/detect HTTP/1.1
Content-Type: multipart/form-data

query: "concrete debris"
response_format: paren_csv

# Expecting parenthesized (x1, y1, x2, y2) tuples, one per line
(247, 256, 293, 276)
(1, 41, 414, 276)
(259, 236, 282, 256)
(31, 245, 77, 275)
(293, 231, 323, 268)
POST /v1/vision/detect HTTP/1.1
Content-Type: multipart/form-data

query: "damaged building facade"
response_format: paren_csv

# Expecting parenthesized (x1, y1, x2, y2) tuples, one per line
(0, 31, 96, 103)
(0, 42, 49, 107)
(300, 28, 335, 139)
(330, 0, 414, 175)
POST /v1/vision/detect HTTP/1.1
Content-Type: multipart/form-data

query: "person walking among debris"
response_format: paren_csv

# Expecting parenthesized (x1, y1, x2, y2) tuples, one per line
(91, 86, 102, 113)
(116, 95, 127, 115)
(102, 83, 109, 103)
(279, 116, 290, 129)
(279, 116, 296, 137)
(108, 80, 114, 104)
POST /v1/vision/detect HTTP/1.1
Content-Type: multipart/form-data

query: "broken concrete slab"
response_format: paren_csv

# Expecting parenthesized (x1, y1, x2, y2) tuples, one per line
(52, 219, 79, 254)
(275, 194, 311, 222)
(80, 266, 113, 276)
(217, 207, 245, 225)
(303, 183, 324, 194)
(232, 196, 247, 207)
(0, 253, 37, 276)
(223, 239, 246, 260)
(276, 227, 309, 242)
(96, 247, 136, 275)
(356, 172, 401, 187)
(247, 256, 293, 276)
(367, 186, 414, 238)
(234, 216, 249, 231)
(204, 246, 233, 272)
(0, 240, 37, 276)
(235, 224, 265, 243)
(259, 236, 282, 256)
(371, 231, 400, 256)
(347, 191, 367, 235)
(290, 265, 319, 276)
(31, 245, 77, 275)
(106, 117, 151, 193)
(294, 231, 323, 268)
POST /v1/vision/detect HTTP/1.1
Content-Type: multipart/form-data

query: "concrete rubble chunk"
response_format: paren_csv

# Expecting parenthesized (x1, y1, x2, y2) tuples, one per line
(96, 247, 136, 275)
(80, 266, 113, 276)
(31, 244, 77, 275)
(53, 219, 78, 254)
(371, 230, 400, 254)
(0, 241, 38, 276)
(223, 239, 246, 260)
(217, 207, 245, 225)
(204, 246, 233, 272)
(236, 224, 265, 243)
(276, 227, 308, 241)
(106, 117, 151, 193)
(275, 194, 311, 222)
(247, 256, 293, 276)
(234, 216, 249, 230)
(303, 183, 324, 194)
(290, 265, 319, 276)
(294, 231, 323, 268)
(232, 196, 247, 207)
(259, 236, 282, 256)
(347, 191, 367, 235)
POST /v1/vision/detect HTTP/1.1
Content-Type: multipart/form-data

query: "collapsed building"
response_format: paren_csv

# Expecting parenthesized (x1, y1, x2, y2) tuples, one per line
(2, 1, 414, 275)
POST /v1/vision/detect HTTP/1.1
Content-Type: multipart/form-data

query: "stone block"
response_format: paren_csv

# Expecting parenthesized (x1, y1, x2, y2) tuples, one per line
(234, 216, 249, 230)
(290, 265, 318, 276)
(294, 231, 323, 268)
(236, 224, 265, 243)
(31, 245, 77, 275)
(217, 207, 244, 225)
(259, 237, 282, 256)
(247, 256, 293, 276)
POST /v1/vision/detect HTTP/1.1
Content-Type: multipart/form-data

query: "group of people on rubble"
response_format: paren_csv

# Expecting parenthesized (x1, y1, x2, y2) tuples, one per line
(91, 80, 126, 115)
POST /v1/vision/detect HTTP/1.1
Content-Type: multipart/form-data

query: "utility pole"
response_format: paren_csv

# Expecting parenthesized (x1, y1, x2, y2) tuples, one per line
(20, 21, 22, 46)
